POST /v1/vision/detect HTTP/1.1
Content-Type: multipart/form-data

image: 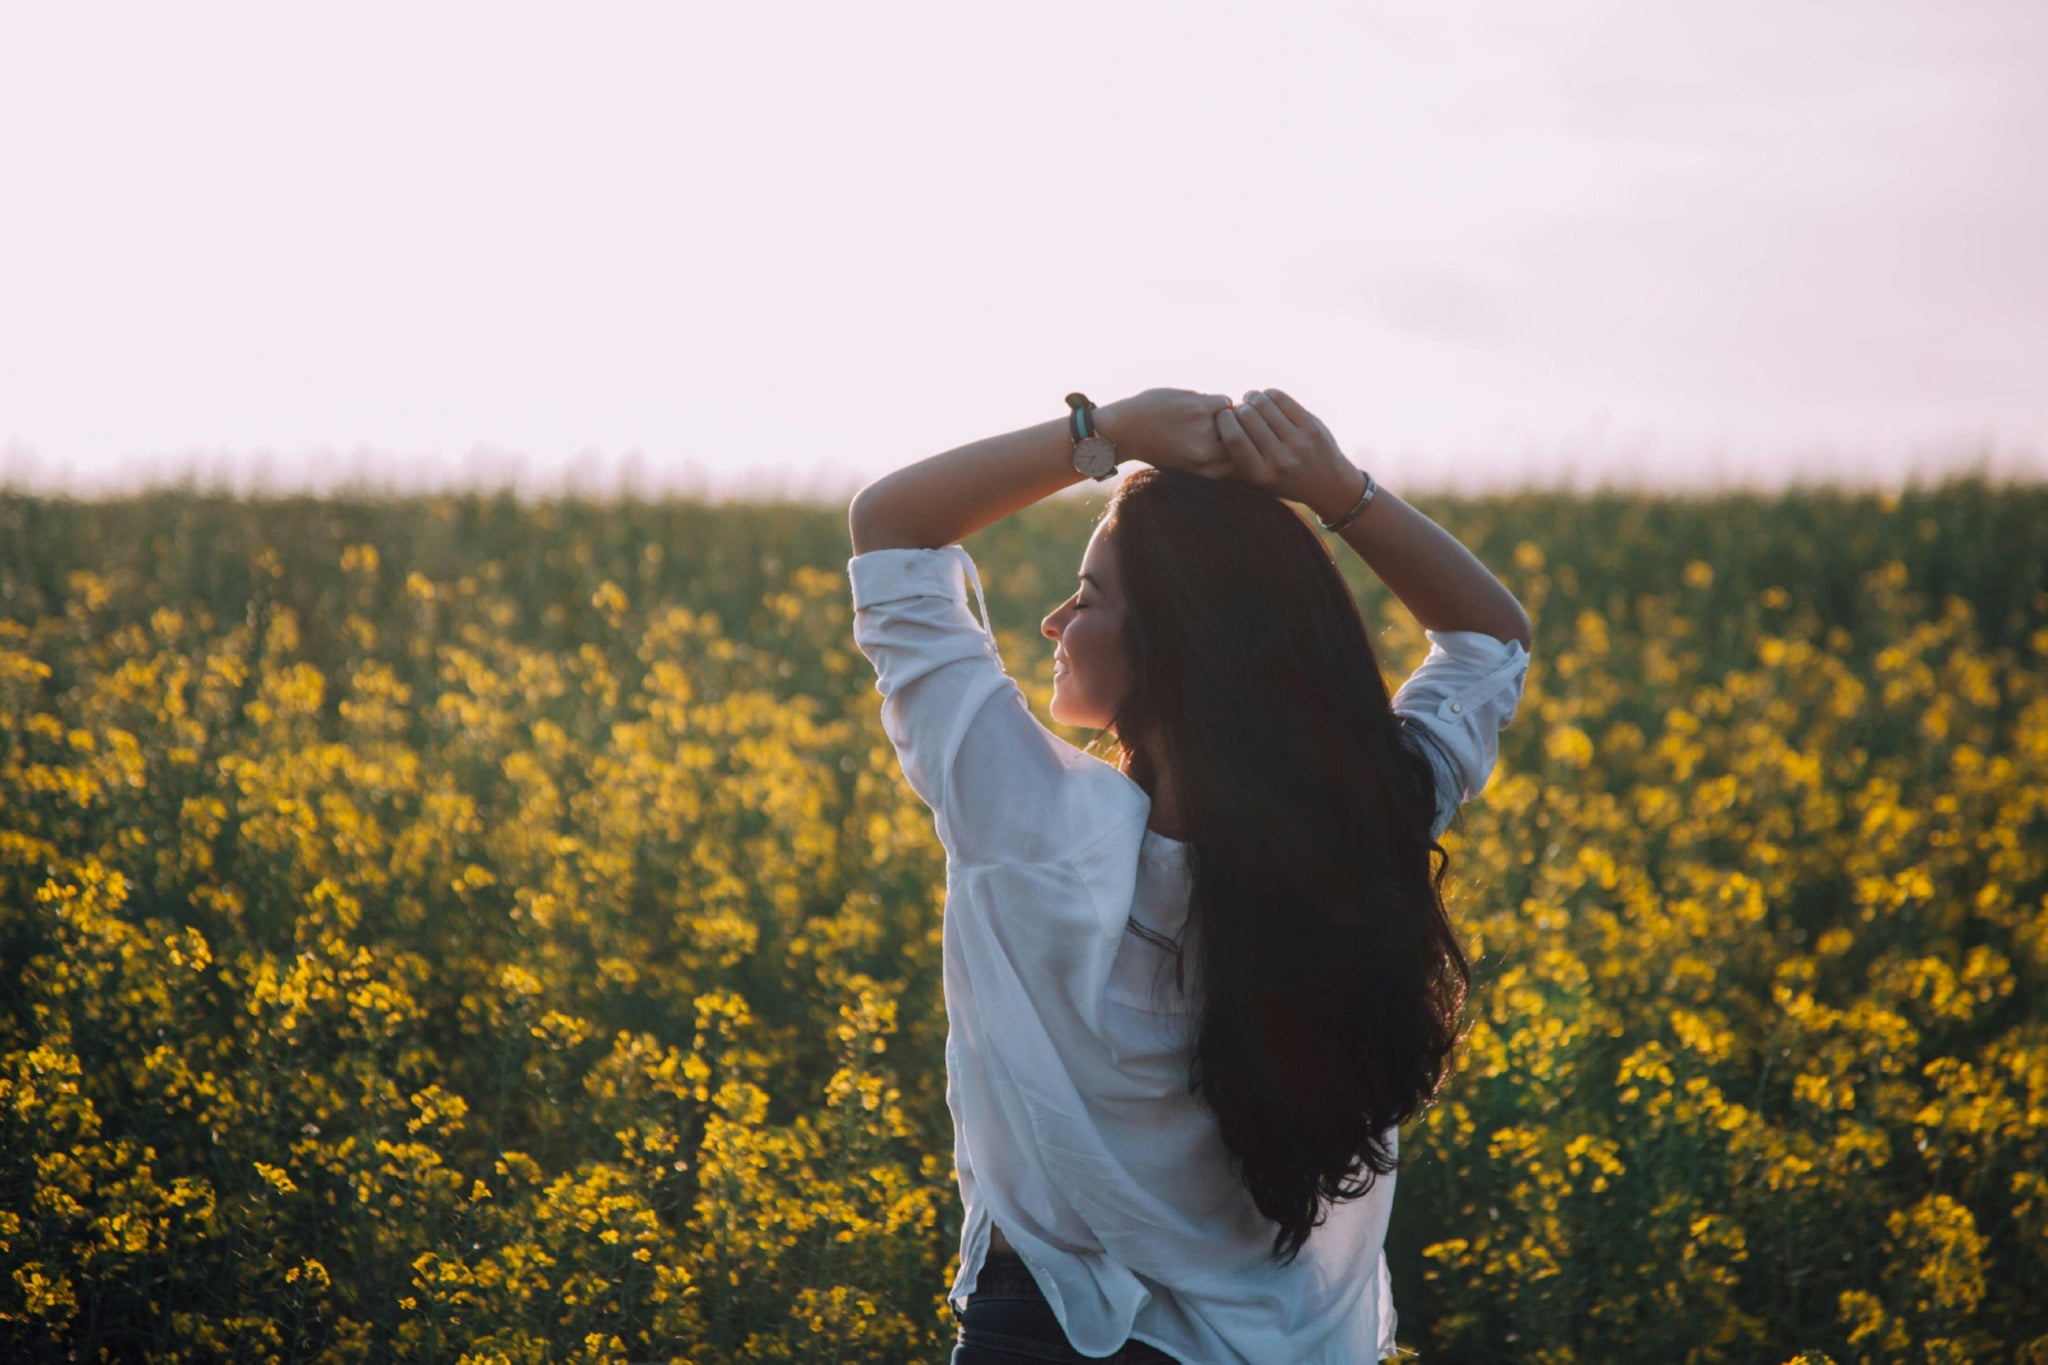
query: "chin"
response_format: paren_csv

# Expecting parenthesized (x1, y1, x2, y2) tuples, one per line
(1048, 691, 1083, 730)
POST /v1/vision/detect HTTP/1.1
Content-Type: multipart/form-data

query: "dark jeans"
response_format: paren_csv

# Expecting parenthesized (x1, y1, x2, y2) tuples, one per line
(949, 1249, 1183, 1364)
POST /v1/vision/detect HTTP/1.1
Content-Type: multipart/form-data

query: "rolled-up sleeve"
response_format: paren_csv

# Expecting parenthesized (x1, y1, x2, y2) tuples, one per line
(1390, 628, 1531, 838)
(848, 545, 1129, 867)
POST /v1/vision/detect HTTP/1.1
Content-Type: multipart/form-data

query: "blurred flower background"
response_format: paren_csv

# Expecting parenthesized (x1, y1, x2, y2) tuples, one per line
(0, 485, 2042, 1360)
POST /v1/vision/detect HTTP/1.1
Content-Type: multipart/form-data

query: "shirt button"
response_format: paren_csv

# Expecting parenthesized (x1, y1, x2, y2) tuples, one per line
(1450, 702, 1463, 713)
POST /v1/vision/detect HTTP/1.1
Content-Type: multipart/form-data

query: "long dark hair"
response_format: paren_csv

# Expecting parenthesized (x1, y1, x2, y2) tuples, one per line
(1090, 467, 1471, 1264)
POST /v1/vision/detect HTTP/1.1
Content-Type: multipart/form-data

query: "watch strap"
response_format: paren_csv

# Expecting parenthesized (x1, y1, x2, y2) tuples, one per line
(1065, 392, 1098, 443)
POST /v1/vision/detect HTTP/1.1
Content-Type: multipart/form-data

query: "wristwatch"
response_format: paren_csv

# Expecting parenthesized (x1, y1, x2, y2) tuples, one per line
(1066, 393, 1120, 481)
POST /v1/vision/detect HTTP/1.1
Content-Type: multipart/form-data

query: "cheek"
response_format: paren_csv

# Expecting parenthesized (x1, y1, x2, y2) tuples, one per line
(1075, 618, 1126, 676)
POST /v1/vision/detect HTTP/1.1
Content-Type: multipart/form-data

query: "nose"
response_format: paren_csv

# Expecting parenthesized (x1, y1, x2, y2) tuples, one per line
(1043, 598, 1072, 639)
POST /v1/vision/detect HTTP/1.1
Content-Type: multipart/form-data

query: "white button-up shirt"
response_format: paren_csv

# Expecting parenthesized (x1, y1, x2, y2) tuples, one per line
(848, 544, 1530, 1364)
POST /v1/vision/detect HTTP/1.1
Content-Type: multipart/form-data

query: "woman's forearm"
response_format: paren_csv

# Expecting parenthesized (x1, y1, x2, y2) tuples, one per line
(847, 404, 1531, 649)
(849, 413, 1114, 554)
(1317, 474, 1533, 650)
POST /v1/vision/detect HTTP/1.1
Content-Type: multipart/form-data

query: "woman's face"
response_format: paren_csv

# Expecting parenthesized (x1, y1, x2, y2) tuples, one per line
(1040, 522, 1131, 731)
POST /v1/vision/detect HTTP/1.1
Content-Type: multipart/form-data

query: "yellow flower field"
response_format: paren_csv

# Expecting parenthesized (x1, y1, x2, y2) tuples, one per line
(0, 481, 2042, 1363)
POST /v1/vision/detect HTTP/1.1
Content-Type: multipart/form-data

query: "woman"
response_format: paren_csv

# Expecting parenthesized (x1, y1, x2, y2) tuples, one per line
(847, 388, 1532, 1364)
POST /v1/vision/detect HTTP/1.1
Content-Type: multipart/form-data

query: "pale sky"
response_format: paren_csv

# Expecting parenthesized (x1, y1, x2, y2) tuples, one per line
(3, 0, 2044, 500)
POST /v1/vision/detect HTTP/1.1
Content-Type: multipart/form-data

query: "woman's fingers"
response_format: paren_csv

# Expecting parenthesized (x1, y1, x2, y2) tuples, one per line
(1208, 387, 1346, 502)
(1233, 397, 1280, 447)
(1190, 395, 1235, 460)
(1234, 392, 1309, 477)
(1263, 389, 1317, 430)
(1216, 406, 1274, 484)
(1217, 388, 1342, 502)
(1240, 390, 1301, 444)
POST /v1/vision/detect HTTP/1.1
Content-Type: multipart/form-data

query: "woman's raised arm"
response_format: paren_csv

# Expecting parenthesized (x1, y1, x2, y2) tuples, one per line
(848, 390, 1235, 554)
(1219, 389, 1533, 650)
(1322, 479, 1533, 650)
(849, 414, 1093, 555)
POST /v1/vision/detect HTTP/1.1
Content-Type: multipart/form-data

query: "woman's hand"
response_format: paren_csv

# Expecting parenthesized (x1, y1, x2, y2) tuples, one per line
(1215, 389, 1365, 519)
(1096, 388, 1237, 477)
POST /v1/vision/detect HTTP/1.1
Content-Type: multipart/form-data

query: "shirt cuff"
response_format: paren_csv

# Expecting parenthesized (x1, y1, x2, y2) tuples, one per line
(848, 546, 973, 612)
(1418, 628, 1530, 722)
(1421, 627, 1530, 664)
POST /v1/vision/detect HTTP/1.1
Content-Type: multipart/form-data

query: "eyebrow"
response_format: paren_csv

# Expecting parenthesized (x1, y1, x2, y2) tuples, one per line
(1078, 573, 1103, 591)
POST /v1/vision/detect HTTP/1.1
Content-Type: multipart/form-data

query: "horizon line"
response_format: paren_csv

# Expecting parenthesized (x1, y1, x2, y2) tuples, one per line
(3, 435, 2042, 505)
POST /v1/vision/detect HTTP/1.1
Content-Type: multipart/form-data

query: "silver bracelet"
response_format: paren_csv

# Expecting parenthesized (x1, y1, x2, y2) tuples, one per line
(1316, 468, 1377, 532)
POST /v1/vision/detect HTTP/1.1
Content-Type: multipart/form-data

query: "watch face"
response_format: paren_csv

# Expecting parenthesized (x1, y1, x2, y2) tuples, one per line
(1073, 435, 1118, 479)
